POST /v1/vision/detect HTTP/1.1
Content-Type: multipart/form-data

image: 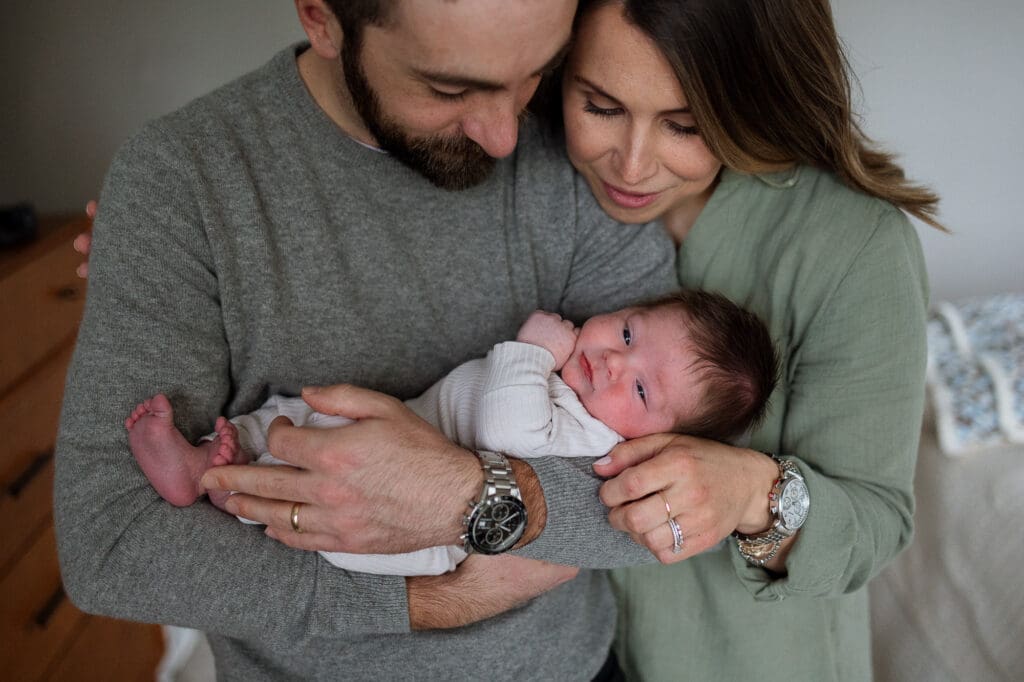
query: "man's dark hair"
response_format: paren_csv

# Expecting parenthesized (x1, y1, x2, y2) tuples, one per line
(324, 1, 395, 49)
(641, 290, 779, 442)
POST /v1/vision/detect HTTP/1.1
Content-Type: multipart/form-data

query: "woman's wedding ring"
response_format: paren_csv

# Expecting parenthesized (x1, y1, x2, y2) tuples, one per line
(668, 518, 684, 554)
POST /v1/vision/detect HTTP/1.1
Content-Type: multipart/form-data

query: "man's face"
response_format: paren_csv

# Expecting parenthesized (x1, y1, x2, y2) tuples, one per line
(341, 0, 576, 189)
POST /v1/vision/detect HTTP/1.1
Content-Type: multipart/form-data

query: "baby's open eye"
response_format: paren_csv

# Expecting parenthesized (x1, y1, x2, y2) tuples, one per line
(623, 327, 632, 346)
(636, 380, 647, 406)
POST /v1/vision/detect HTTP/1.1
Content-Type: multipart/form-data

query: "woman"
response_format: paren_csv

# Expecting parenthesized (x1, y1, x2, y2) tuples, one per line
(554, 0, 940, 679)
(74, 1, 938, 678)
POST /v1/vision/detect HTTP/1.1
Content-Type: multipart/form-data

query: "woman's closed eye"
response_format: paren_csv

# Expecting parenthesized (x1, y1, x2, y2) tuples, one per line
(584, 99, 623, 117)
(665, 120, 699, 137)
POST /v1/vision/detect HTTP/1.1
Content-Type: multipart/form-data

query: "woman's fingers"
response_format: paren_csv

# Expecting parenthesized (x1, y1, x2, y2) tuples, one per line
(598, 437, 686, 508)
(607, 489, 674, 536)
(593, 432, 677, 479)
(73, 232, 92, 254)
(74, 230, 92, 278)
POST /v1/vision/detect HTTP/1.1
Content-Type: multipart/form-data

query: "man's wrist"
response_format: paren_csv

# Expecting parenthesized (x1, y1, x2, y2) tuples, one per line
(508, 458, 545, 547)
(455, 453, 545, 550)
(444, 449, 485, 545)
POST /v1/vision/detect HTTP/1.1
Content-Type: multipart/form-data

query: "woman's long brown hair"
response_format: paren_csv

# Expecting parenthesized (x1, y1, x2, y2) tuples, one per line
(573, 0, 946, 230)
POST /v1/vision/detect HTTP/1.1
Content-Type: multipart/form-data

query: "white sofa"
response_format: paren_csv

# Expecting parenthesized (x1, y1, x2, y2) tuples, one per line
(870, 294, 1023, 682)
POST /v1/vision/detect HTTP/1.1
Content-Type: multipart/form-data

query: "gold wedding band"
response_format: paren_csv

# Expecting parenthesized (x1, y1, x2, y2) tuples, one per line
(657, 490, 673, 521)
(290, 502, 303, 534)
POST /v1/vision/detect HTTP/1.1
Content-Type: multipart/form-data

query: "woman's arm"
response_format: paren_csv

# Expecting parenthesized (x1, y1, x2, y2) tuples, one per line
(594, 208, 928, 593)
(742, 211, 927, 598)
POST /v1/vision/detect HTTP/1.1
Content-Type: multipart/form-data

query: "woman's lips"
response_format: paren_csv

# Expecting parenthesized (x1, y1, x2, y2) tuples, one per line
(602, 181, 660, 209)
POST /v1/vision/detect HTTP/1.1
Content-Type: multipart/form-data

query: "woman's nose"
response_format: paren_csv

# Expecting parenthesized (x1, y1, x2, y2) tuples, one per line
(614, 129, 657, 186)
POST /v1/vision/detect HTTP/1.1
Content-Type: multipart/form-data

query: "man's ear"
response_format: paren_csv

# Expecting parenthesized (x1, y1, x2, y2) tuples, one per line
(295, 0, 343, 59)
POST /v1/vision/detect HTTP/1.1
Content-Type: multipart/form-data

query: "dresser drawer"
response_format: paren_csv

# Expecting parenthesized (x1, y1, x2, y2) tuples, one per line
(0, 343, 74, 573)
(44, 613, 164, 682)
(0, 524, 88, 682)
(0, 219, 87, 395)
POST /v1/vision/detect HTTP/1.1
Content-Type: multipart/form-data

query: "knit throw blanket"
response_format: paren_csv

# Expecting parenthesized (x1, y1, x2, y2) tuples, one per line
(926, 294, 1024, 456)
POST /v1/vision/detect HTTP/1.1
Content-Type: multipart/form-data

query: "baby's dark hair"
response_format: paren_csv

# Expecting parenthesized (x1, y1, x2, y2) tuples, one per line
(640, 290, 779, 442)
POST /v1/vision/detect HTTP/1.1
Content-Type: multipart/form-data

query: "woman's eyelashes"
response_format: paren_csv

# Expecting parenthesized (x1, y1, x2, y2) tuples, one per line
(583, 99, 622, 117)
(583, 99, 699, 137)
(665, 120, 699, 137)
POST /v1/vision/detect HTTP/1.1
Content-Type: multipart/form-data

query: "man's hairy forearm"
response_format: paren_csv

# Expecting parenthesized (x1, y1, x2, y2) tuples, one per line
(511, 459, 547, 547)
(406, 554, 578, 630)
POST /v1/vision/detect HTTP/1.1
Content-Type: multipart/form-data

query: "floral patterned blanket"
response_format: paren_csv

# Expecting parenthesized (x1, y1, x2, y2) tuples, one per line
(926, 293, 1024, 455)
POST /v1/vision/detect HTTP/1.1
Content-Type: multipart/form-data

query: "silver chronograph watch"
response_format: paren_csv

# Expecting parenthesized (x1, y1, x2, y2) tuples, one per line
(461, 451, 528, 555)
(733, 454, 810, 567)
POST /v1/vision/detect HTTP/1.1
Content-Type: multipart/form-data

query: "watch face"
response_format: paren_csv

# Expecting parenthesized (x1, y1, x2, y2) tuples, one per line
(779, 478, 810, 531)
(467, 496, 527, 555)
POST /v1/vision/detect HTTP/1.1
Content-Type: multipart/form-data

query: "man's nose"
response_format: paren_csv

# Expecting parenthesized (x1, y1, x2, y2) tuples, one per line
(462, 95, 521, 159)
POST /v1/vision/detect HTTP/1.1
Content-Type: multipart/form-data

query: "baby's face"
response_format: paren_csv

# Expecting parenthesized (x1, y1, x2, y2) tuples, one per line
(561, 307, 704, 438)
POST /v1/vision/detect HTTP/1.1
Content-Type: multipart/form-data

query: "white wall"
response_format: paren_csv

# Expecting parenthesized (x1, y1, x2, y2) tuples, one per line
(0, 1, 302, 214)
(2, 1, 1020, 301)
(832, 0, 1024, 300)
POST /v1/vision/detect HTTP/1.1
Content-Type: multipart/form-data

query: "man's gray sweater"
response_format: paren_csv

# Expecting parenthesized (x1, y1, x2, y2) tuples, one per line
(55, 45, 676, 681)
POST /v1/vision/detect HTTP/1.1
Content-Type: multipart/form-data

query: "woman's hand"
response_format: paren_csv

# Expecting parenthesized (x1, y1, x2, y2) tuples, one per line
(594, 434, 779, 564)
(73, 200, 97, 278)
(407, 554, 579, 629)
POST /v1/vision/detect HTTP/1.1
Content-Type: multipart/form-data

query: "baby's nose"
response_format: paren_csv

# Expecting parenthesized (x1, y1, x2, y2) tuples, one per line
(604, 350, 624, 379)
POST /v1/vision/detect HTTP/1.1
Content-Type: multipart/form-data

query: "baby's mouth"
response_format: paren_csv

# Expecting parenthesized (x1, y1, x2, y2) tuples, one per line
(580, 353, 593, 384)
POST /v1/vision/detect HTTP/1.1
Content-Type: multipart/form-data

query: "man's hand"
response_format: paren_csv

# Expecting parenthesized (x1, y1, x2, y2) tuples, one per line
(407, 554, 579, 629)
(200, 384, 547, 555)
(202, 384, 480, 553)
(593, 434, 782, 565)
(516, 310, 578, 369)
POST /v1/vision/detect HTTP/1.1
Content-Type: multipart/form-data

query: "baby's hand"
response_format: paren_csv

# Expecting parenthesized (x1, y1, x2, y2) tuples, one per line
(516, 311, 578, 370)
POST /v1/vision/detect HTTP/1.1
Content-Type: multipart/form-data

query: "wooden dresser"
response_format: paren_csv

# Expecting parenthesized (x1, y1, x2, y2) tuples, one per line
(0, 216, 164, 681)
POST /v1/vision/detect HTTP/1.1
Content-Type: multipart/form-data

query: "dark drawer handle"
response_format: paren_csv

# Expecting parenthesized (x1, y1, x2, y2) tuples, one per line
(56, 286, 80, 300)
(34, 584, 66, 628)
(6, 449, 53, 498)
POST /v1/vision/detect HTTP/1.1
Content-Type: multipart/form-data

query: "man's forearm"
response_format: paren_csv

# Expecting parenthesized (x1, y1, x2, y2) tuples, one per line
(406, 554, 577, 630)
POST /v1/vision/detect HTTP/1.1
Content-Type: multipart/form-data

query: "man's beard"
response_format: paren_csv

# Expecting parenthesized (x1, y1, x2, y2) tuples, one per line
(342, 41, 495, 191)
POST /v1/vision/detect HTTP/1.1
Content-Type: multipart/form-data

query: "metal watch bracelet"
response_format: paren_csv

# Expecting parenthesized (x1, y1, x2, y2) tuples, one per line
(733, 454, 806, 567)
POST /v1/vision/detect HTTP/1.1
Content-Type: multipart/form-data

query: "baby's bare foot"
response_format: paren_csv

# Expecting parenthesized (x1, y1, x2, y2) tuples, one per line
(208, 417, 244, 467)
(126, 394, 245, 507)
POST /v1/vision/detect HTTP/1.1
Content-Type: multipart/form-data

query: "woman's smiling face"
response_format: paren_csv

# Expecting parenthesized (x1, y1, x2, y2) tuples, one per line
(561, 2, 722, 226)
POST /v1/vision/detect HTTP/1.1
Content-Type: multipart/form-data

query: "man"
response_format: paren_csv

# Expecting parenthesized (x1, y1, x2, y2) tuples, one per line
(55, 1, 675, 679)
